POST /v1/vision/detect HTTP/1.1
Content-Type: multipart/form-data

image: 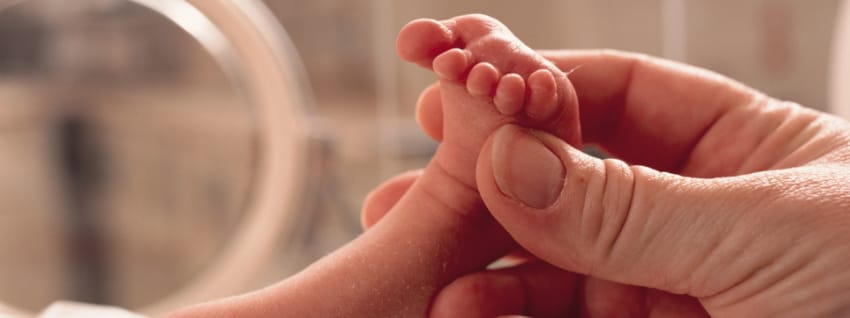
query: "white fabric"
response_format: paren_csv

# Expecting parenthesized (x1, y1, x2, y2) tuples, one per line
(37, 301, 145, 318)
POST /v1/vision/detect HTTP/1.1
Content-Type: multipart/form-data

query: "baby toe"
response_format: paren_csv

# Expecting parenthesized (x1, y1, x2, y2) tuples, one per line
(525, 69, 559, 120)
(466, 62, 500, 98)
(493, 73, 526, 115)
(433, 48, 472, 81)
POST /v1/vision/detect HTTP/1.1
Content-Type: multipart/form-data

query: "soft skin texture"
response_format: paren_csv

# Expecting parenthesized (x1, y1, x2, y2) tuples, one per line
(167, 14, 581, 318)
(364, 49, 850, 317)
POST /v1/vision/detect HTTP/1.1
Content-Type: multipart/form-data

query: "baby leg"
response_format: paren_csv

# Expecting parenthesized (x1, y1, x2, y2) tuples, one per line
(168, 14, 582, 318)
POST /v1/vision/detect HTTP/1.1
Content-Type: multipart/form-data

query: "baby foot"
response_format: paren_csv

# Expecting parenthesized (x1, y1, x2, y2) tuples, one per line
(168, 14, 584, 318)
(397, 13, 581, 188)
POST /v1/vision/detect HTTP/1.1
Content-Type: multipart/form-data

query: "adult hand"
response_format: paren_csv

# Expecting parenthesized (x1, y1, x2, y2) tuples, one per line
(363, 50, 850, 317)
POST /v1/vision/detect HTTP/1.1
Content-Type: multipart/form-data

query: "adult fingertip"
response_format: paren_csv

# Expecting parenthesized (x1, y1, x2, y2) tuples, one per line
(490, 125, 565, 209)
(477, 125, 591, 274)
(430, 272, 526, 318)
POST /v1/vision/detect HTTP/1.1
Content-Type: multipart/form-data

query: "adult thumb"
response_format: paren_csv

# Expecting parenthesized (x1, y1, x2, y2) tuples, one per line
(477, 124, 778, 298)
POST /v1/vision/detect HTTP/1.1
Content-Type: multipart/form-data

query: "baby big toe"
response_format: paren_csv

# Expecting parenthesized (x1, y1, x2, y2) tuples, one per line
(396, 18, 456, 68)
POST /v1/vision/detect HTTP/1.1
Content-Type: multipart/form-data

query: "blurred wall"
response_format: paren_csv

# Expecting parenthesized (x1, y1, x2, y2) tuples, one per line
(266, 0, 839, 113)
(263, 0, 842, 191)
(686, 0, 840, 110)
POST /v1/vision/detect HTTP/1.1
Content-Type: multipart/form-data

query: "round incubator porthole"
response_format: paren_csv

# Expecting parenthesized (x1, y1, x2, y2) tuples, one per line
(0, 0, 312, 315)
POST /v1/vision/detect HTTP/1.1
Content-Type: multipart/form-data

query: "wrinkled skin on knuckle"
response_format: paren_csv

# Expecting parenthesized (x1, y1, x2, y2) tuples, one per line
(572, 157, 637, 276)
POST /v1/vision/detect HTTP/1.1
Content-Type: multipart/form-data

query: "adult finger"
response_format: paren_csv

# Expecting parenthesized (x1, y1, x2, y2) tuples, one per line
(579, 277, 646, 318)
(538, 49, 777, 176)
(429, 261, 580, 318)
(361, 170, 422, 229)
(579, 277, 709, 317)
(476, 124, 830, 312)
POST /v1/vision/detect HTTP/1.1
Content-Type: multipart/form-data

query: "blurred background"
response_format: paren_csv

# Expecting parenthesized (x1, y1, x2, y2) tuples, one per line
(0, 0, 844, 314)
